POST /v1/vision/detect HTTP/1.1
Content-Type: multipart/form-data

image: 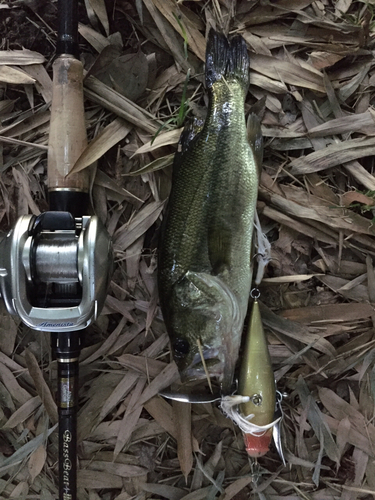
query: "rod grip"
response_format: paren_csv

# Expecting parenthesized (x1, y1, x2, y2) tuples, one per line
(48, 56, 90, 193)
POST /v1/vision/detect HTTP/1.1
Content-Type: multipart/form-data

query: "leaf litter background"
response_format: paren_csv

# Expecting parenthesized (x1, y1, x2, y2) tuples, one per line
(1, 0, 375, 499)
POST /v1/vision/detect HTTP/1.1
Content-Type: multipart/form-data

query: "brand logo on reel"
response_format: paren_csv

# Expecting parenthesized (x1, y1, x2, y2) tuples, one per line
(37, 321, 75, 328)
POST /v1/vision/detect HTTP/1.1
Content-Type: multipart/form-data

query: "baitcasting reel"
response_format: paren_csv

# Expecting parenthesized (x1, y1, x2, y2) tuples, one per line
(0, 210, 113, 332)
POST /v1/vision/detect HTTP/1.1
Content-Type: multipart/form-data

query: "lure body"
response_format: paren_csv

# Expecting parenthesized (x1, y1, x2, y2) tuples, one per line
(238, 299, 276, 457)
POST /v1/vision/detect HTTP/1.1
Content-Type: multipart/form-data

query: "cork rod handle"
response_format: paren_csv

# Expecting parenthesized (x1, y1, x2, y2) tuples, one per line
(48, 55, 89, 193)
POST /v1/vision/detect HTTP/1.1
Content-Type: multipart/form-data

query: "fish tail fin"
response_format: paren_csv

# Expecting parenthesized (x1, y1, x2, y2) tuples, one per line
(205, 29, 249, 92)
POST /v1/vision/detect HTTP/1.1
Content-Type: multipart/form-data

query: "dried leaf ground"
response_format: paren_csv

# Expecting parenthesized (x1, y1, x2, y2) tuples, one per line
(1, 1, 375, 499)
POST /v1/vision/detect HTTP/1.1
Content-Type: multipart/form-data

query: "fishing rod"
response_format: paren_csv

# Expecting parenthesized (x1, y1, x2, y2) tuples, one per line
(0, 1, 113, 498)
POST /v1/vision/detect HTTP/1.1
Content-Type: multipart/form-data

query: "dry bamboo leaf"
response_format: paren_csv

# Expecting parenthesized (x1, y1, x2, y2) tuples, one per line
(82, 317, 127, 366)
(151, 0, 205, 61)
(366, 459, 375, 490)
(297, 377, 340, 464)
(242, 32, 272, 56)
(142, 0, 193, 73)
(319, 275, 369, 302)
(341, 191, 375, 208)
(99, 371, 138, 422)
(0, 107, 50, 137)
(0, 135, 47, 150)
(309, 51, 344, 70)
(0, 302, 18, 356)
(136, 362, 179, 407)
(141, 332, 169, 358)
(134, 128, 182, 155)
(261, 204, 337, 245)
(85, 76, 160, 134)
(94, 169, 143, 204)
(12, 167, 40, 215)
(262, 274, 322, 283)
(28, 444, 47, 483)
(78, 373, 123, 441)
(241, 0, 314, 25)
(251, 72, 288, 94)
(338, 63, 372, 102)
(117, 354, 167, 378)
(249, 53, 324, 93)
(319, 388, 375, 454)
(0, 352, 32, 383)
(144, 396, 177, 438)
(69, 118, 131, 175)
(0, 424, 57, 469)
(259, 301, 336, 356)
(173, 400, 193, 480)
(9, 481, 29, 498)
(114, 377, 146, 458)
(342, 160, 375, 191)
(261, 183, 375, 238)
(352, 447, 369, 487)
(108, 321, 146, 356)
(0, 65, 36, 84)
(82, 460, 148, 477)
(142, 483, 186, 500)
(0, 360, 31, 406)
(336, 417, 351, 459)
(280, 303, 375, 324)
(2, 395, 41, 429)
(308, 111, 375, 137)
(113, 493, 133, 500)
(335, 0, 352, 16)
(0, 50, 45, 65)
(24, 349, 58, 425)
(86, 0, 109, 36)
(24, 64, 52, 103)
(179, 487, 211, 500)
(78, 23, 110, 52)
(113, 200, 165, 251)
(366, 255, 375, 304)
(126, 154, 174, 177)
(104, 295, 135, 322)
(221, 476, 253, 500)
(290, 137, 375, 175)
(78, 470, 123, 489)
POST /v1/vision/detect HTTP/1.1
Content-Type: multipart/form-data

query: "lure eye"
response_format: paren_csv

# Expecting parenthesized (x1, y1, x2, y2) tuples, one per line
(173, 338, 190, 358)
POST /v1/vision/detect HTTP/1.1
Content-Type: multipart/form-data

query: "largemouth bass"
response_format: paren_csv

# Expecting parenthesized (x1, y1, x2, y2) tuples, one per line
(158, 29, 262, 393)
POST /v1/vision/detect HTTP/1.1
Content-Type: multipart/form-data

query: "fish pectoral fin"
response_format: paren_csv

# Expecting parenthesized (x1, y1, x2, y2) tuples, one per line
(247, 113, 263, 178)
(174, 271, 228, 309)
(175, 271, 242, 329)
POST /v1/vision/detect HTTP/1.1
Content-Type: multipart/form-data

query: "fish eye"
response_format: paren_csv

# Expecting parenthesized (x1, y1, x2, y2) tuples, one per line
(173, 338, 190, 358)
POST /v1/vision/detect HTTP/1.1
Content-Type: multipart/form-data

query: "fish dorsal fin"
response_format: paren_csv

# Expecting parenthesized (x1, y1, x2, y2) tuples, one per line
(247, 113, 263, 179)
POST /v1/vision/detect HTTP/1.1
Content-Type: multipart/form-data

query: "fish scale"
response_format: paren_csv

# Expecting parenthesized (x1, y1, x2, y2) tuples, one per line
(158, 29, 262, 392)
